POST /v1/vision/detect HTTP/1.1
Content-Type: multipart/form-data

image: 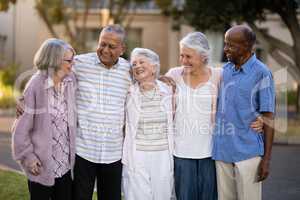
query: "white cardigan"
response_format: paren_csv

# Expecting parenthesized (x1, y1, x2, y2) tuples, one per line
(122, 80, 174, 172)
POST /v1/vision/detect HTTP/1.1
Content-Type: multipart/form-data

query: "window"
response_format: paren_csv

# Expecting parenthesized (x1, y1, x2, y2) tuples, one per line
(0, 35, 7, 64)
(124, 28, 142, 59)
(255, 41, 267, 61)
(84, 28, 101, 51)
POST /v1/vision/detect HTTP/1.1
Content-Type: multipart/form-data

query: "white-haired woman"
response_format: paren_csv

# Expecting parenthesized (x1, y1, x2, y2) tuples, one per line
(165, 32, 263, 200)
(12, 38, 77, 200)
(122, 48, 175, 200)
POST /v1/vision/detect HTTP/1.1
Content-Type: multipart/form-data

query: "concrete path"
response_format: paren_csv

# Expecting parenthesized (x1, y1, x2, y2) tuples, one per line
(263, 144, 300, 200)
(0, 131, 20, 171)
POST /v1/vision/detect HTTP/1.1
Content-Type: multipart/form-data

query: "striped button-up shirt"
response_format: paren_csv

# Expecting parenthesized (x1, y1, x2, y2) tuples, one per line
(73, 53, 131, 163)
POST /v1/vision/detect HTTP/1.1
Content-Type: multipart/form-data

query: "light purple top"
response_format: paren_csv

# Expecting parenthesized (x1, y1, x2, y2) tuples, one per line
(12, 71, 77, 186)
(48, 79, 71, 178)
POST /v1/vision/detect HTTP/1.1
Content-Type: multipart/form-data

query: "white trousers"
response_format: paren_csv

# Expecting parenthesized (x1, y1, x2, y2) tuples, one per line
(216, 156, 262, 200)
(122, 150, 175, 200)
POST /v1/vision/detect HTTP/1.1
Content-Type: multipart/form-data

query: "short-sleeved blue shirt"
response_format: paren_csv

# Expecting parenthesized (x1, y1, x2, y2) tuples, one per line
(212, 54, 275, 163)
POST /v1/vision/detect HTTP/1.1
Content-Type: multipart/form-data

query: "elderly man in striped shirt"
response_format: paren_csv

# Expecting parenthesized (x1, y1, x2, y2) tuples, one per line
(72, 24, 132, 200)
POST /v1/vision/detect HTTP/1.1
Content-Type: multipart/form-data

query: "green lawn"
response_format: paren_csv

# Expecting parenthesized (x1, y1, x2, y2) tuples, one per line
(0, 169, 29, 200)
(0, 169, 98, 200)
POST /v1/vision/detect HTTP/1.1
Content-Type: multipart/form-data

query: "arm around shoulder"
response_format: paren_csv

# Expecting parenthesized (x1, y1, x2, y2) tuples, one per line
(165, 66, 184, 80)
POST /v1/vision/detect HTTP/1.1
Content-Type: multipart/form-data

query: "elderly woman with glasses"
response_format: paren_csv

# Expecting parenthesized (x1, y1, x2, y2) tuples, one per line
(122, 48, 175, 200)
(12, 38, 77, 200)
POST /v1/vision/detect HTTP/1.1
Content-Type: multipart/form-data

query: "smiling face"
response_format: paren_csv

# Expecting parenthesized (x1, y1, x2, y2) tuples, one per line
(179, 46, 205, 73)
(223, 28, 251, 66)
(131, 55, 156, 83)
(96, 31, 125, 68)
(56, 49, 74, 79)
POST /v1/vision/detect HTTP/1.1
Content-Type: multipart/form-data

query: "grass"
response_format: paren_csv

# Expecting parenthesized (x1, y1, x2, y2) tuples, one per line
(0, 169, 29, 200)
(0, 169, 98, 200)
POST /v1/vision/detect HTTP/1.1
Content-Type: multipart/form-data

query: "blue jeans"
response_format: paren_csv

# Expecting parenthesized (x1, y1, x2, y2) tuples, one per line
(174, 156, 217, 200)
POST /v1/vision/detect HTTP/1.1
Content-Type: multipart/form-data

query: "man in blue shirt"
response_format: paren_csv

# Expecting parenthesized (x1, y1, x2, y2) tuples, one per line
(212, 25, 275, 200)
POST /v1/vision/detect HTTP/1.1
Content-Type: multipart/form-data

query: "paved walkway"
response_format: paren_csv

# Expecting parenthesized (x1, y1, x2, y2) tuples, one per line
(0, 116, 15, 133)
(0, 131, 20, 171)
(262, 144, 300, 200)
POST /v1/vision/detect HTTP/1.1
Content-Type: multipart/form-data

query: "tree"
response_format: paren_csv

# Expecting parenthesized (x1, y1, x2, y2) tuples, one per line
(0, 0, 16, 11)
(157, 0, 300, 112)
(0, 0, 150, 53)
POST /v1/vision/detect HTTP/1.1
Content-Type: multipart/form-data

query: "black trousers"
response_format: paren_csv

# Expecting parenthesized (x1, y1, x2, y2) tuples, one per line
(73, 155, 122, 200)
(28, 170, 72, 200)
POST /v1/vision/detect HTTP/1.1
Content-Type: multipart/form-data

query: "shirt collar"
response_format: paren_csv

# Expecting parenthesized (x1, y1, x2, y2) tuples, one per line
(95, 54, 120, 70)
(44, 75, 72, 90)
(231, 54, 256, 74)
(45, 77, 54, 89)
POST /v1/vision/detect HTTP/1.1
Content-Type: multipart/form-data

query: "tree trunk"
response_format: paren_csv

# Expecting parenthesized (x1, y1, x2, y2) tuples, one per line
(35, 3, 58, 38)
(296, 83, 300, 114)
(79, 0, 91, 52)
(276, 3, 300, 113)
(294, 35, 300, 114)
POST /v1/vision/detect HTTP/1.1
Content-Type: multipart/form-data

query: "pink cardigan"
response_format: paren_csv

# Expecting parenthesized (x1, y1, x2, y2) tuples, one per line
(11, 71, 77, 186)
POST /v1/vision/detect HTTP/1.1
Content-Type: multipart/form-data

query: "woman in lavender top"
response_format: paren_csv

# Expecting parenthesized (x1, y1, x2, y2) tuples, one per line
(12, 38, 77, 200)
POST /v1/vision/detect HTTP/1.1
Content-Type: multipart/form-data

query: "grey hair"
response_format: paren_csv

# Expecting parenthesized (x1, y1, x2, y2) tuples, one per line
(179, 32, 211, 65)
(101, 24, 126, 43)
(130, 48, 160, 78)
(33, 38, 75, 72)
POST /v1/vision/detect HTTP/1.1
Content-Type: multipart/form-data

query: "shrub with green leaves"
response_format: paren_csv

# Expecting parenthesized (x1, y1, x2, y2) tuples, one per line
(0, 63, 19, 87)
(0, 63, 20, 108)
(0, 82, 17, 109)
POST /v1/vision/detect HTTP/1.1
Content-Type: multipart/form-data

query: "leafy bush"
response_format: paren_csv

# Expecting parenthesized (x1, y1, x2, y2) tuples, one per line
(0, 63, 21, 108)
(0, 63, 19, 87)
(0, 82, 17, 109)
(287, 90, 297, 106)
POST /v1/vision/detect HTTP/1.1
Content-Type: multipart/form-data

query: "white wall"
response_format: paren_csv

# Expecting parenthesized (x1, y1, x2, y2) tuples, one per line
(15, 0, 45, 69)
(0, 3, 14, 63)
(0, 0, 51, 69)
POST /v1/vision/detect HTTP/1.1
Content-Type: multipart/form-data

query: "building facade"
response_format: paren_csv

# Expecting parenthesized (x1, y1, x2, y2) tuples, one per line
(0, 0, 297, 88)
